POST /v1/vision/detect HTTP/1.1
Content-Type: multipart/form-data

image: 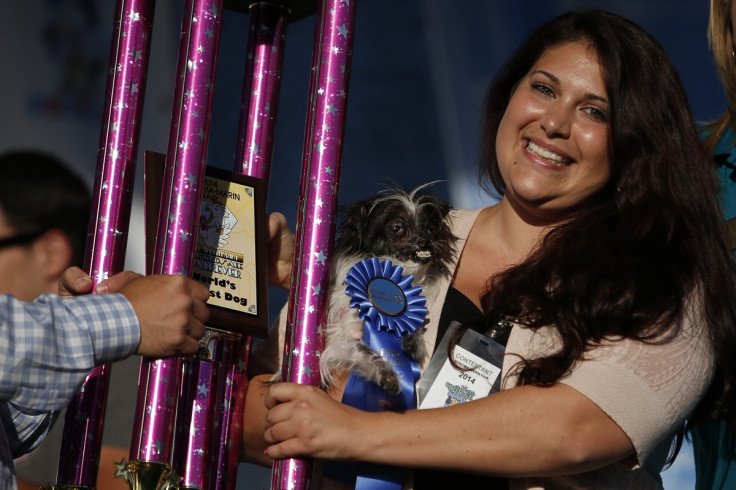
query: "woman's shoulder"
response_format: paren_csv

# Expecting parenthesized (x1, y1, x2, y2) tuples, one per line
(449, 207, 485, 237)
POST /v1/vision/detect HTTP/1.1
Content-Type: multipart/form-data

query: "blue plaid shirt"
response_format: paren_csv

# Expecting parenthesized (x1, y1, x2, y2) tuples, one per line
(0, 293, 139, 489)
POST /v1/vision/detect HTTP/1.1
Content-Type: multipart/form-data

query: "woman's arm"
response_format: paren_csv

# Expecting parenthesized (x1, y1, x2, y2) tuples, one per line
(242, 374, 274, 466)
(263, 381, 634, 478)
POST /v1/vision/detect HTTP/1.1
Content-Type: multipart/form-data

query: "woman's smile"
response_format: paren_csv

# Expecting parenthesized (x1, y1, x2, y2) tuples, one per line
(524, 138, 573, 167)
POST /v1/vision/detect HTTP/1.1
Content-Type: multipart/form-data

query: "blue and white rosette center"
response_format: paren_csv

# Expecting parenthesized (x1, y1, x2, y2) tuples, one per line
(344, 257, 428, 337)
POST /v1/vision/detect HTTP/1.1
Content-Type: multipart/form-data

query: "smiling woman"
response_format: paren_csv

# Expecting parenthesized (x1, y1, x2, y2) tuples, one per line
(241, 9, 736, 490)
(495, 42, 611, 221)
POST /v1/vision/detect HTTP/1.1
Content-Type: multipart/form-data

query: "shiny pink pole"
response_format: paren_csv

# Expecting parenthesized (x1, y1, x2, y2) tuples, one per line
(208, 334, 249, 490)
(129, 0, 224, 480)
(55, 0, 155, 486)
(234, 1, 288, 187)
(208, 3, 290, 489)
(272, 0, 358, 488)
(173, 355, 219, 488)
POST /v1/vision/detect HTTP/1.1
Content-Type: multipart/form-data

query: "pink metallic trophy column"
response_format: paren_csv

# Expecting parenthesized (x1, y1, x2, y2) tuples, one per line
(123, 0, 225, 487)
(206, 3, 290, 489)
(172, 342, 223, 489)
(53, 1, 156, 487)
(235, 1, 289, 187)
(273, 0, 358, 488)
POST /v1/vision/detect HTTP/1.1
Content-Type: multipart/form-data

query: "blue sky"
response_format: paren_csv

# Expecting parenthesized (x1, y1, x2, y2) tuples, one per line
(663, 441, 696, 490)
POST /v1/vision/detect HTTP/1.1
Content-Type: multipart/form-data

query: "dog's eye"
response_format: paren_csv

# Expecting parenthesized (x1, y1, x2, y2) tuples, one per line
(387, 223, 406, 237)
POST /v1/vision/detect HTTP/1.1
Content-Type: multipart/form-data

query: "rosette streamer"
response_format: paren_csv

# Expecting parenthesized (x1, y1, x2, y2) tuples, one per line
(272, 0, 358, 489)
(55, 0, 155, 486)
(326, 259, 427, 488)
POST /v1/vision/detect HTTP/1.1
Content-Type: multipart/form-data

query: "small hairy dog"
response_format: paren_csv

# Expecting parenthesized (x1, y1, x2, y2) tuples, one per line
(319, 182, 457, 394)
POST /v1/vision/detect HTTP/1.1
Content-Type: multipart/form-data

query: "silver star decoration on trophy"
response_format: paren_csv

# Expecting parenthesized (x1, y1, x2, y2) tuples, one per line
(113, 459, 132, 484)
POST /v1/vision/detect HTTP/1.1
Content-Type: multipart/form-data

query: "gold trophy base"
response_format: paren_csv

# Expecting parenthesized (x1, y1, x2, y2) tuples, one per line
(113, 459, 182, 490)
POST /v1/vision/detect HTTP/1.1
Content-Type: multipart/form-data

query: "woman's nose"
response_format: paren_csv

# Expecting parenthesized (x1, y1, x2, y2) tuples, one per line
(540, 102, 572, 138)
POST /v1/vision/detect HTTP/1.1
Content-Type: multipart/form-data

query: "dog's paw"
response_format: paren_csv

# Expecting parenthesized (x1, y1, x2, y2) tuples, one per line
(379, 371, 401, 395)
(401, 327, 427, 363)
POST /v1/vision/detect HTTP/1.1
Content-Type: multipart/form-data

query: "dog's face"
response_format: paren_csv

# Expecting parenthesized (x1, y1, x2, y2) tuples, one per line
(334, 185, 456, 282)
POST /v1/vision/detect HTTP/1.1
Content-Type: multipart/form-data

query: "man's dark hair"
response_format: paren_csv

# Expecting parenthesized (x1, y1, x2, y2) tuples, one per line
(0, 150, 91, 266)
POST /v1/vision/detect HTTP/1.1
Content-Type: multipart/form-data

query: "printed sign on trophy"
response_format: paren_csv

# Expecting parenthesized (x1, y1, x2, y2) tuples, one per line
(192, 166, 268, 336)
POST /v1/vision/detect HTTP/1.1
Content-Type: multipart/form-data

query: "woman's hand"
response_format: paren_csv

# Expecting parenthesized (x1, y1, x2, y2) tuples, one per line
(263, 382, 366, 461)
(267, 212, 295, 290)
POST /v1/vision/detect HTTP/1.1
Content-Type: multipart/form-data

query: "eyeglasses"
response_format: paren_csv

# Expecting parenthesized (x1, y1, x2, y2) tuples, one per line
(0, 231, 44, 250)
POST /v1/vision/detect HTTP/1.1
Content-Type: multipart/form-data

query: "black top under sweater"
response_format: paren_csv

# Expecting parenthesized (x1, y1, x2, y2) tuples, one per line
(412, 286, 509, 490)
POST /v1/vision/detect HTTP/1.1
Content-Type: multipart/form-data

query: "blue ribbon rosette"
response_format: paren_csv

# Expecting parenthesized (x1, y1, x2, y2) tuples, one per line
(326, 257, 427, 489)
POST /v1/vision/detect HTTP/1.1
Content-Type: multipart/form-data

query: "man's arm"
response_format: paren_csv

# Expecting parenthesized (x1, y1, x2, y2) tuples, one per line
(0, 293, 138, 413)
(59, 268, 210, 358)
(2, 271, 209, 414)
(0, 293, 137, 459)
(0, 271, 209, 461)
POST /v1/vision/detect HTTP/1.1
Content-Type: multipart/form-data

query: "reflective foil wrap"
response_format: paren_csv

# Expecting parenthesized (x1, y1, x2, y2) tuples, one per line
(130, 0, 224, 470)
(210, 3, 288, 488)
(272, 0, 358, 488)
(57, 0, 155, 486)
(173, 357, 219, 488)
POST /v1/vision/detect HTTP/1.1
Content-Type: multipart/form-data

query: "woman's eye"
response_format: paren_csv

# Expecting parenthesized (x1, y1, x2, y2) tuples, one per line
(583, 106, 608, 123)
(532, 83, 555, 97)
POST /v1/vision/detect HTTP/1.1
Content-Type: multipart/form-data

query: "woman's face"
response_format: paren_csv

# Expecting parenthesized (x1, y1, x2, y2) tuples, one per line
(496, 41, 611, 223)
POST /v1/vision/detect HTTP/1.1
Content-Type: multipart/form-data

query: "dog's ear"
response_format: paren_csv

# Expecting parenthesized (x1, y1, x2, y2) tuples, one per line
(335, 199, 372, 253)
(345, 200, 371, 229)
(418, 193, 452, 221)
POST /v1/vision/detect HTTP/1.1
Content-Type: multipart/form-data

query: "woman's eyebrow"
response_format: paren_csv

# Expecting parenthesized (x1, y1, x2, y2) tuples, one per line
(531, 69, 609, 105)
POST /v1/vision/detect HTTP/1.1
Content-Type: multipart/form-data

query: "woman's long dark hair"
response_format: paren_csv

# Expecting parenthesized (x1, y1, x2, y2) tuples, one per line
(475, 10, 736, 441)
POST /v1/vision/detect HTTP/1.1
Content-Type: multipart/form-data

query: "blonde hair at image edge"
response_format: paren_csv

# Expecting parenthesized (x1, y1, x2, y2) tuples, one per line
(704, 0, 736, 155)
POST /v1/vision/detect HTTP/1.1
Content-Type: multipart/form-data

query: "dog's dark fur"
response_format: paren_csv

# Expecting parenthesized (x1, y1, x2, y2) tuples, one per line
(319, 182, 457, 394)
